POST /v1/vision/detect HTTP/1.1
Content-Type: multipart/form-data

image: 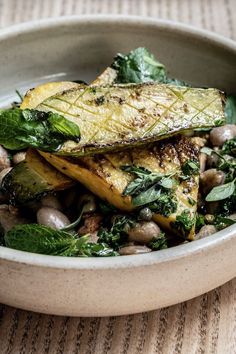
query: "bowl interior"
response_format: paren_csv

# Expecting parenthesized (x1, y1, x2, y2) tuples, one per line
(0, 16, 236, 263)
(0, 16, 236, 108)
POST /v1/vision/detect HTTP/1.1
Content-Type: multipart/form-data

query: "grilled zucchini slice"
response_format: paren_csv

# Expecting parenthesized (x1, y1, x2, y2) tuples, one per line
(2, 149, 74, 204)
(21, 71, 203, 239)
(36, 83, 224, 156)
(40, 136, 200, 239)
(20, 81, 79, 109)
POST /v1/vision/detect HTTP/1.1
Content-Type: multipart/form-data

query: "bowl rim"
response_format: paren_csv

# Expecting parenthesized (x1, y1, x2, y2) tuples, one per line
(0, 14, 236, 269)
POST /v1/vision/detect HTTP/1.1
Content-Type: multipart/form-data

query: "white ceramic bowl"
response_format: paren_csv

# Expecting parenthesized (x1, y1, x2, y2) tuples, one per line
(0, 16, 236, 317)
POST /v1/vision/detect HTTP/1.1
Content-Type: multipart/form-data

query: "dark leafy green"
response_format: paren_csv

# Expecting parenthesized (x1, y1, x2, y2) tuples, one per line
(173, 210, 195, 238)
(5, 224, 117, 257)
(221, 138, 236, 156)
(97, 215, 135, 250)
(225, 95, 236, 124)
(217, 194, 236, 216)
(148, 232, 168, 250)
(112, 47, 189, 87)
(214, 216, 236, 230)
(201, 146, 236, 212)
(112, 47, 167, 84)
(122, 166, 177, 216)
(122, 165, 177, 214)
(206, 179, 235, 202)
(195, 214, 205, 231)
(132, 186, 162, 207)
(122, 166, 166, 196)
(0, 108, 80, 152)
(181, 160, 200, 176)
(148, 194, 177, 217)
(98, 200, 118, 214)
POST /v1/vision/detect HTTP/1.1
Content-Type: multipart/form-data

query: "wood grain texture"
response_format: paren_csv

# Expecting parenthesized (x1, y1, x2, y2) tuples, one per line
(0, 0, 236, 353)
(0, 0, 235, 40)
(1, 280, 236, 353)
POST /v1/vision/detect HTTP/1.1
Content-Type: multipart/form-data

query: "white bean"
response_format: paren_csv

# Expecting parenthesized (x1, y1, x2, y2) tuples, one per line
(210, 124, 236, 147)
(195, 225, 217, 240)
(0, 146, 11, 172)
(37, 207, 70, 230)
(128, 221, 161, 244)
(119, 245, 152, 255)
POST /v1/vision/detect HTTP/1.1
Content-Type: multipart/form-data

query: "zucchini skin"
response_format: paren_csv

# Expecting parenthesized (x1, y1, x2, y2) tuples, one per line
(37, 83, 225, 156)
(2, 149, 74, 205)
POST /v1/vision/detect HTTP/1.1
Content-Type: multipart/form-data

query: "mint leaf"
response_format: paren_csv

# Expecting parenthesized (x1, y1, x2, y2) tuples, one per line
(0, 108, 80, 152)
(48, 113, 80, 140)
(112, 47, 167, 84)
(5, 224, 117, 257)
(132, 186, 161, 207)
(5, 224, 79, 256)
(206, 179, 235, 202)
(112, 47, 189, 86)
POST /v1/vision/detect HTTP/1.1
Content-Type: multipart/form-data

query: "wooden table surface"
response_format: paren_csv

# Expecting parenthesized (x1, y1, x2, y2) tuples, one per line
(0, 1, 236, 353)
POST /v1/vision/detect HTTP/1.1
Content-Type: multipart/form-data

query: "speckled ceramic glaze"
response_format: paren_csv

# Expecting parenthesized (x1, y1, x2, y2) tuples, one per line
(0, 16, 236, 316)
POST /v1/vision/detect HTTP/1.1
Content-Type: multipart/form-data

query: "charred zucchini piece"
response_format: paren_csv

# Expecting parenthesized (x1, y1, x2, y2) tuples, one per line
(20, 81, 80, 109)
(21, 73, 201, 238)
(40, 136, 200, 239)
(92, 67, 117, 86)
(36, 83, 224, 156)
(2, 149, 74, 204)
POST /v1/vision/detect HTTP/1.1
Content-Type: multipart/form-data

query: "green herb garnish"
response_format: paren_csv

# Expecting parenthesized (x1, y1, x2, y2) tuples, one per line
(112, 47, 167, 84)
(181, 160, 200, 176)
(5, 224, 117, 257)
(173, 210, 195, 238)
(112, 47, 189, 86)
(195, 214, 205, 231)
(121, 165, 177, 211)
(148, 232, 168, 250)
(97, 215, 135, 250)
(148, 194, 177, 217)
(0, 108, 80, 152)
(205, 179, 235, 202)
(221, 138, 236, 156)
(214, 216, 236, 230)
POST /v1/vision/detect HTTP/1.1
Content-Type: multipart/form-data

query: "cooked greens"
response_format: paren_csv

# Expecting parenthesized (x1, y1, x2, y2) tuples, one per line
(173, 210, 195, 239)
(97, 216, 135, 250)
(0, 108, 80, 152)
(112, 47, 188, 86)
(0, 46, 234, 257)
(112, 47, 167, 84)
(206, 179, 235, 202)
(201, 145, 236, 205)
(148, 232, 168, 250)
(5, 224, 117, 257)
(122, 165, 177, 208)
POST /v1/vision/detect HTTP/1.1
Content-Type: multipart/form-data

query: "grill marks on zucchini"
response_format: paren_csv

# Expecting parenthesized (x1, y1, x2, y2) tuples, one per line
(40, 136, 200, 239)
(36, 83, 224, 156)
